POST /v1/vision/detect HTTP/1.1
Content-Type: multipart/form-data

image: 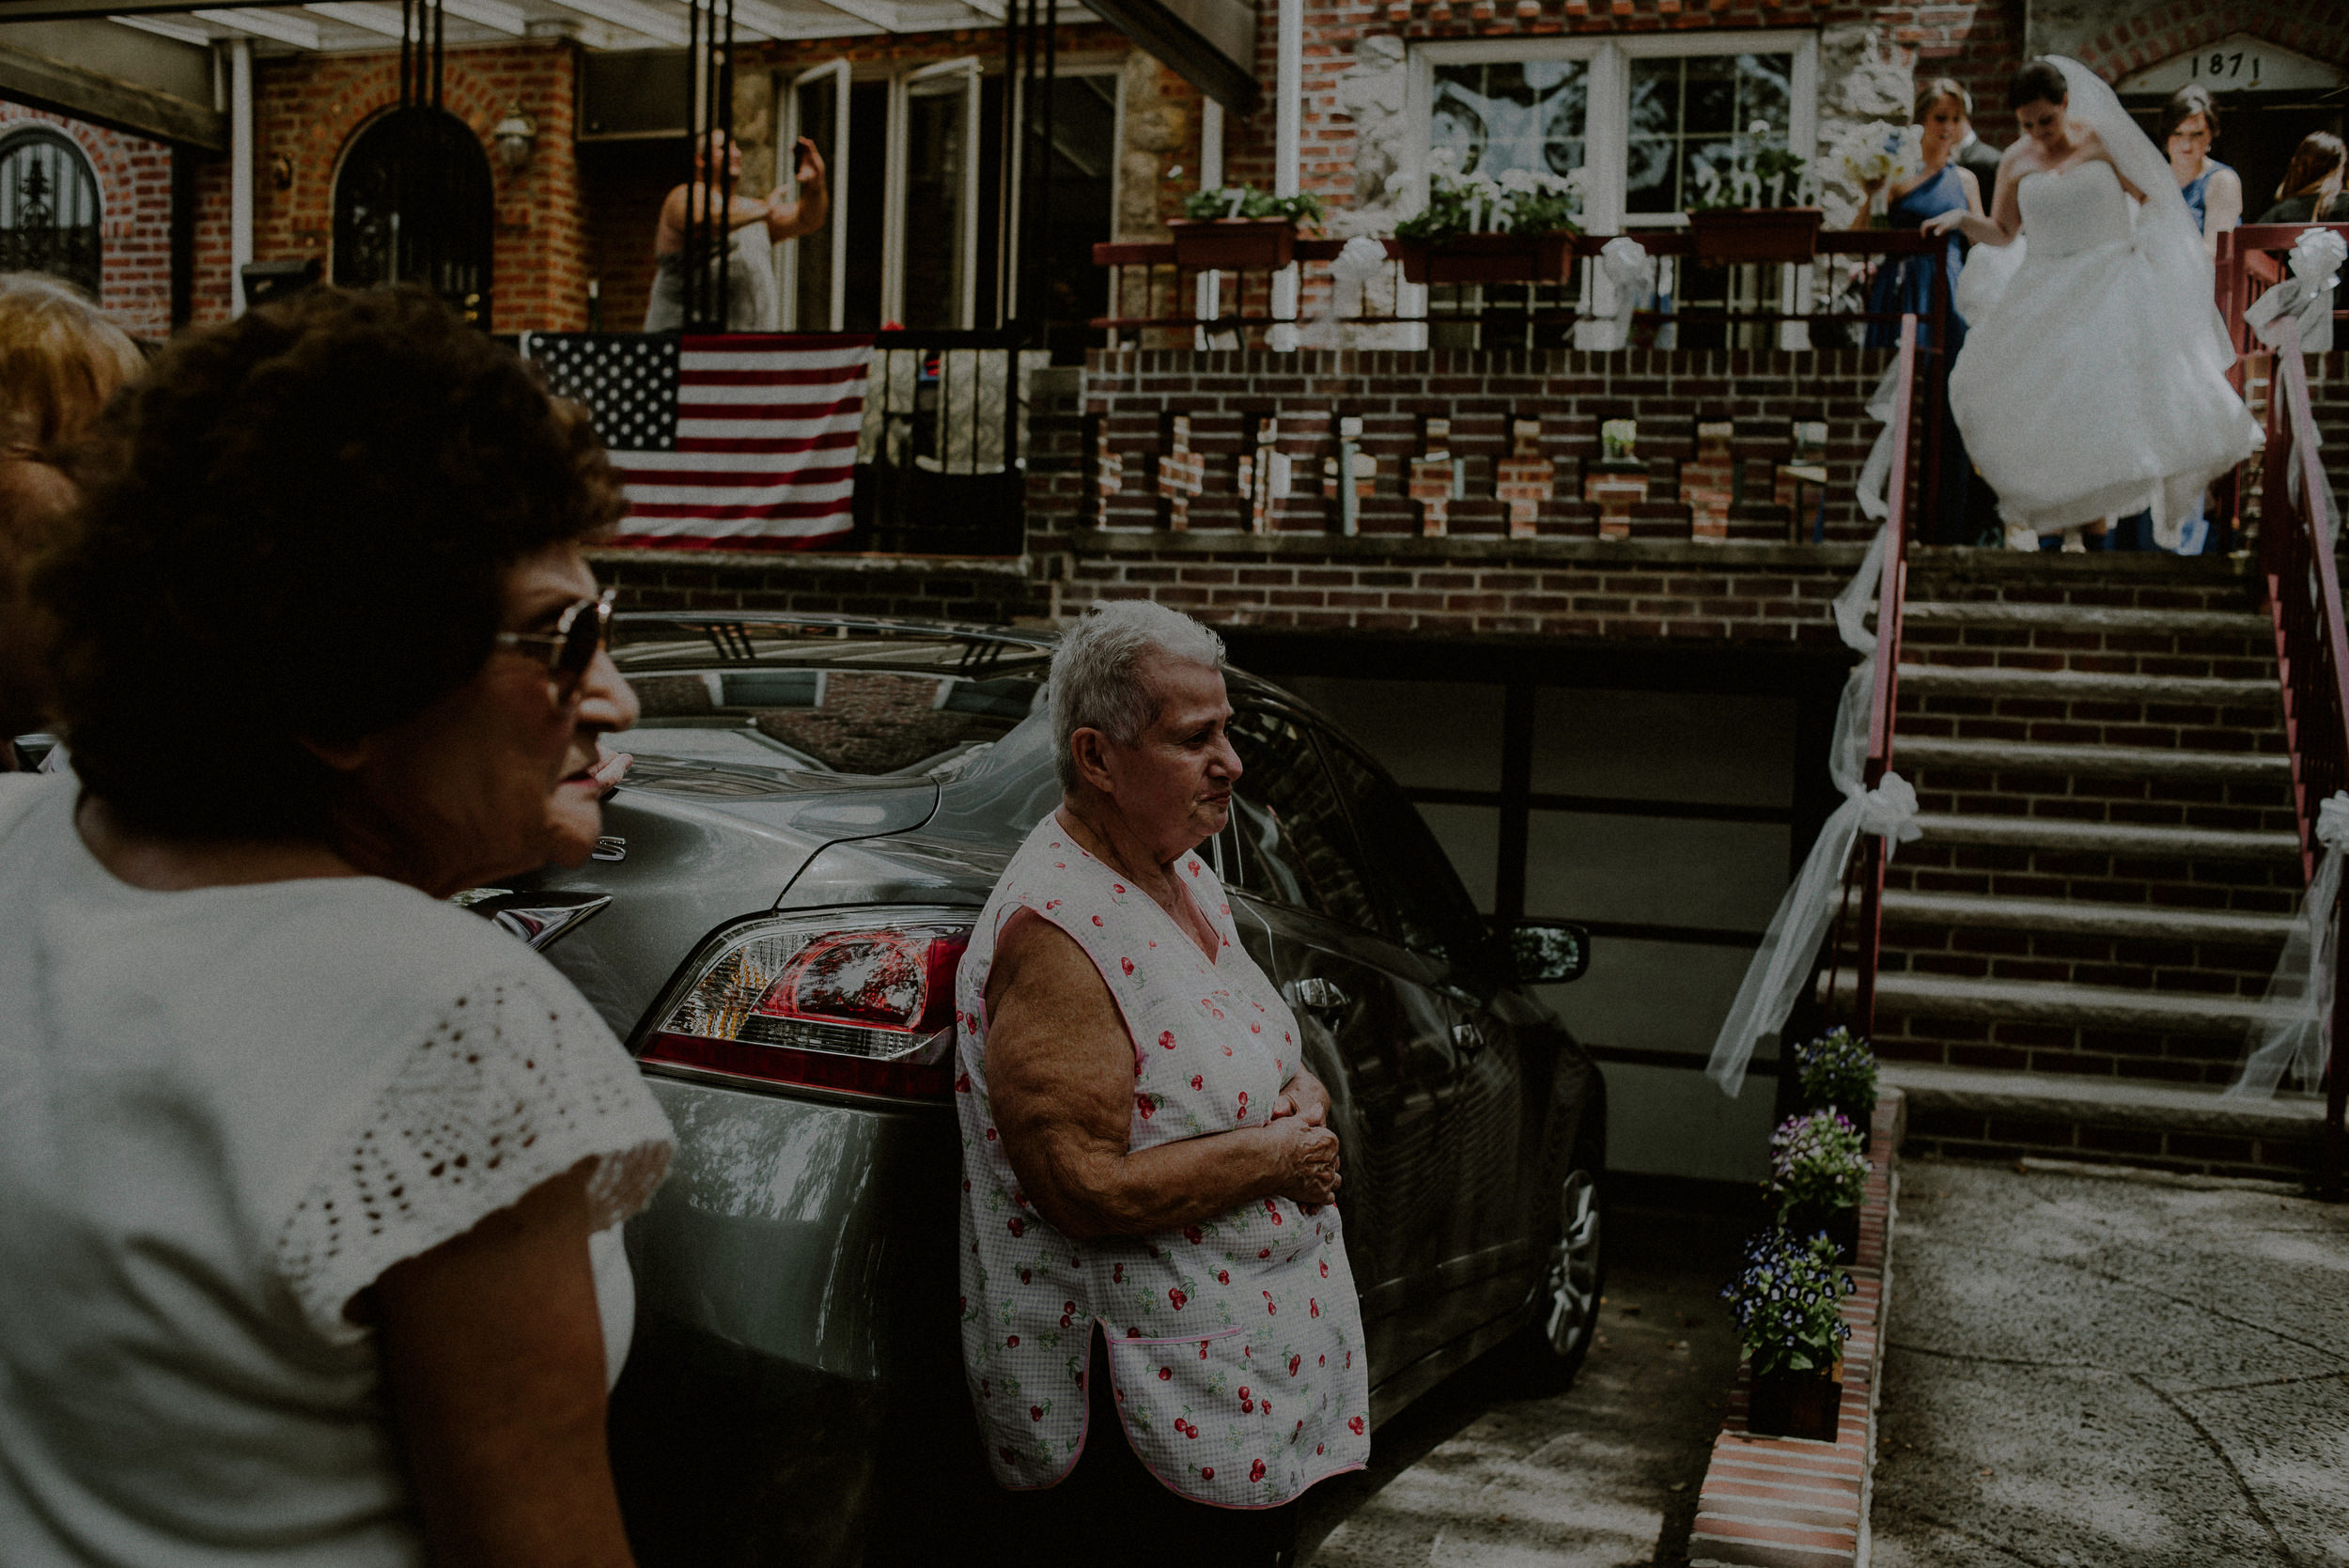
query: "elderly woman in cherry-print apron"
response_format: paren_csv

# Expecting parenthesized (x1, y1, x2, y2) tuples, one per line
(955, 600, 1370, 1565)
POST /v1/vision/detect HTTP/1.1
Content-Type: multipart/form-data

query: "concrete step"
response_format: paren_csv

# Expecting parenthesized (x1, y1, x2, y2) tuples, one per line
(1877, 889, 2298, 946)
(1828, 970, 2267, 1035)
(1914, 813, 2302, 862)
(1903, 600, 2268, 637)
(1880, 1061, 2323, 1141)
(1895, 736, 2290, 782)
(1898, 664, 2276, 705)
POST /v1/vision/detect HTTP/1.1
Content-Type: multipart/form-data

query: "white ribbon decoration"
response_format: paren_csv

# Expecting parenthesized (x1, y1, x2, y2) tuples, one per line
(2245, 227, 2345, 358)
(2232, 791, 2349, 1097)
(1706, 509, 1921, 1096)
(1585, 236, 1654, 351)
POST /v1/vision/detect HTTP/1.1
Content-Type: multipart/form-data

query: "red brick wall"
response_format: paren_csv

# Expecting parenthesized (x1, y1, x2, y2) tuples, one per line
(213, 40, 587, 334)
(2073, 3, 2349, 84)
(0, 101, 176, 339)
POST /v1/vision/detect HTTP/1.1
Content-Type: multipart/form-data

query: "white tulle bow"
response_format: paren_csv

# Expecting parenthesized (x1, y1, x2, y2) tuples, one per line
(1331, 235, 1390, 285)
(2232, 791, 2349, 1098)
(2247, 229, 2345, 356)
(1586, 236, 1654, 351)
(1706, 502, 1920, 1095)
(1857, 772, 1922, 844)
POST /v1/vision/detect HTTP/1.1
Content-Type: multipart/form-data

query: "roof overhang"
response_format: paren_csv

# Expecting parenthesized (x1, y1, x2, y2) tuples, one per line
(1077, 0, 1250, 112)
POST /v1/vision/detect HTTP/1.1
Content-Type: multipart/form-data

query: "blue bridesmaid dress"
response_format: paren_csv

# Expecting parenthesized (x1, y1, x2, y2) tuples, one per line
(1867, 162, 1974, 541)
(1866, 163, 1968, 349)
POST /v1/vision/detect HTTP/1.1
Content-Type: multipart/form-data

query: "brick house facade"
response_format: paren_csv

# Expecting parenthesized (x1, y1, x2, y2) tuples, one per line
(0, 102, 175, 338)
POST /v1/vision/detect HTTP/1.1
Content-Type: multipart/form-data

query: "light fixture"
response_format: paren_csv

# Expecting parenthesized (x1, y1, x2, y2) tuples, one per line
(490, 104, 537, 173)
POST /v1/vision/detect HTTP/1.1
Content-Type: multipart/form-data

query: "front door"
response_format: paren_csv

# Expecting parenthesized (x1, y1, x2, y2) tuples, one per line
(333, 106, 493, 326)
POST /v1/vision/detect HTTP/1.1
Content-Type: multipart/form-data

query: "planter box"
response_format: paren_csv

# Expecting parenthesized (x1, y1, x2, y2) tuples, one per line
(1386, 232, 1576, 286)
(1687, 207, 1824, 264)
(1168, 218, 1296, 271)
(1749, 1353, 1844, 1441)
(1781, 1200, 1861, 1263)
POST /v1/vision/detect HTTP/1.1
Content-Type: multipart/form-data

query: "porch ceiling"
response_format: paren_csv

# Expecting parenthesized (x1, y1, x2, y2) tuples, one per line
(0, 0, 1060, 51)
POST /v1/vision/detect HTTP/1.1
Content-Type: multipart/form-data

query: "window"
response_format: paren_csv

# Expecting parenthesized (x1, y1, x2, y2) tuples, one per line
(1430, 59, 1587, 184)
(1626, 52, 1795, 217)
(783, 60, 1114, 343)
(1221, 705, 1382, 934)
(0, 129, 101, 299)
(1318, 735, 1491, 972)
(1409, 33, 1818, 232)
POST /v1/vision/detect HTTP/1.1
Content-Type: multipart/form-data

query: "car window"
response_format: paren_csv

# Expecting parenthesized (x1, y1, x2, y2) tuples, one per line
(1318, 733, 1492, 974)
(1222, 705, 1381, 933)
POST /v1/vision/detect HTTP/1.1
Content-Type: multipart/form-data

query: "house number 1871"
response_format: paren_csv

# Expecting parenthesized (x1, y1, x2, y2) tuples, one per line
(2194, 52, 2256, 83)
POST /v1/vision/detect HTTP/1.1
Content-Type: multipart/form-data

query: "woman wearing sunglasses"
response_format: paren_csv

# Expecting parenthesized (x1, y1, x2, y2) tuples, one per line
(0, 287, 662, 1568)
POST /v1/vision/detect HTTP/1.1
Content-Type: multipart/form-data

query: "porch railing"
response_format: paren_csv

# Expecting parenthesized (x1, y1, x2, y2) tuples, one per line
(2254, 313, 2349, 1201)
(1092, 228, 1951, 347)
(1852, 318, 1918, 1040)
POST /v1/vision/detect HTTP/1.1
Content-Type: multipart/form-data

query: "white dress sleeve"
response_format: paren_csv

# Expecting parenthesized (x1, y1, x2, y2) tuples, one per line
(272, 966, 675, 1341)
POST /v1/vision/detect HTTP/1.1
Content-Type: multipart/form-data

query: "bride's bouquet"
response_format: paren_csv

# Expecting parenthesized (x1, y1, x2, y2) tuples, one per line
(1831, 121, 1926, 225)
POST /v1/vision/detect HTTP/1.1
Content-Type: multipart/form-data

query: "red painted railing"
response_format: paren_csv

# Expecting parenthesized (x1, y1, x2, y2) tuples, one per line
(1852, 318, 1919, 1040)
(2254, 314, 2349, 1202)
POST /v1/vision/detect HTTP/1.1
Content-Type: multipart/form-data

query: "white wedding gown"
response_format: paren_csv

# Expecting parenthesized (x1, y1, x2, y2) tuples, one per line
(1948, 158, 2262, 535)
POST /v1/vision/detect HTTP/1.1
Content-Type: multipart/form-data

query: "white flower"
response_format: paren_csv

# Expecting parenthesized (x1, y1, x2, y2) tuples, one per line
(1748, 118, 1773, 137)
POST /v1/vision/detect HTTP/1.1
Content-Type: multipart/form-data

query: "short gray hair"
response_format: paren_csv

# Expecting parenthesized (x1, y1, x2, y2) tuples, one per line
(1049, 599, 1225, 791)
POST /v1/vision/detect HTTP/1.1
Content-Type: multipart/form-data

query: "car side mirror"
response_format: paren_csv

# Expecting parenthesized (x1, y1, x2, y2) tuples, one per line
(1505, 921, 1590, 985)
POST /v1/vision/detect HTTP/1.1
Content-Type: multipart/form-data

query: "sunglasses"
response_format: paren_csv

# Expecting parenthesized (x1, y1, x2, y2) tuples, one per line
(494, 588, 615, 697)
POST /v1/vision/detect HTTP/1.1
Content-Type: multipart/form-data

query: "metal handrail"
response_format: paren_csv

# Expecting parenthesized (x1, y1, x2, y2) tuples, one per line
(1854, 317, 1919, 1038)
(2256, 315, 2349, 1201)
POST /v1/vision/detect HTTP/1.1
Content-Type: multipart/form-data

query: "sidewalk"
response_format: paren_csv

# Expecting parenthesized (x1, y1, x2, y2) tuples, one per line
(1872, 1157, 2349, 1567)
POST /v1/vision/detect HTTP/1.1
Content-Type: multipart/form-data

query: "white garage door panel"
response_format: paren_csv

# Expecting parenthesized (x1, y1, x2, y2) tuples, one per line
(1279, 676, 1507, 793)
(1524, 811, 1790, 930)
(1532, 688, 1797, 806)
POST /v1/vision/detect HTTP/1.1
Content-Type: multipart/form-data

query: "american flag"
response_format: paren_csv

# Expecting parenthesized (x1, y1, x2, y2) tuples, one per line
(521, 332, 872, 551)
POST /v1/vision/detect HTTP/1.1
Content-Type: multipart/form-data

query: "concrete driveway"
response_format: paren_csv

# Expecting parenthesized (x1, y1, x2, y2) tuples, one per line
(1873, 1157, 2349, 1568)
(1298, 1192, 1753, 1568)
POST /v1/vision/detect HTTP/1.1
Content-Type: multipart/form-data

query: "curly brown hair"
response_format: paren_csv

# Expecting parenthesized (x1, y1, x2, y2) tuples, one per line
(35, 285, 625, 839)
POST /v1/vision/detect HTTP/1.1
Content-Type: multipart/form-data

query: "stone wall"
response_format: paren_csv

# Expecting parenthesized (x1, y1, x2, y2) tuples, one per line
(0, 100, 175, 339)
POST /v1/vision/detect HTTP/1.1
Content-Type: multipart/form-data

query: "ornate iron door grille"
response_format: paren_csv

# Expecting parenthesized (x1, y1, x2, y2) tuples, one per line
(332, 106, 493, 325)
(0, 130, 101, 298)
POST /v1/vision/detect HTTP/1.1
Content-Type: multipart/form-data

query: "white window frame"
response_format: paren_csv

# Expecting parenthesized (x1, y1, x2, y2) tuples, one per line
(886, 55, 984, 329)
(781, 56, 851, 331)
(1407, 30, 1820, 236)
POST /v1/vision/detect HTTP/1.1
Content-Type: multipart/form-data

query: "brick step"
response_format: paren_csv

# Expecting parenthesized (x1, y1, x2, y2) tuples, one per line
(1884, 1062, 2323, 1179)
(1903, 601, 2269, 636)
(1894, 736, 2290, 782)
(1913, 813, 2299, 862)
(1867, 892, 2288, 991)
(1829, 970, 2271, 1035)
(1897, 664, 2277, 706)
(1875, 888, 2296, 944)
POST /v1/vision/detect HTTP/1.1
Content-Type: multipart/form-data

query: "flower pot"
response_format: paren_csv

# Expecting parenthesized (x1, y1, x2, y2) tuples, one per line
(1169, 218, 1297, 271)
(1781, 1201, 1861, 1263)
(1385, 232, 1575, 286)
(1749, 1354, 1843, 1441)
(1687, 207, 1824, 264)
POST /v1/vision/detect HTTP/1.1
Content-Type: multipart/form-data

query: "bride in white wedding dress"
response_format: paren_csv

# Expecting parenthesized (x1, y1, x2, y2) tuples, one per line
(1923, 57, 2260, 539)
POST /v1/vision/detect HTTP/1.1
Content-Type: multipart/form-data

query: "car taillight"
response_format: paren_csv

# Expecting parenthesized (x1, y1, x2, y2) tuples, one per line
(642, 910, 972, 1100)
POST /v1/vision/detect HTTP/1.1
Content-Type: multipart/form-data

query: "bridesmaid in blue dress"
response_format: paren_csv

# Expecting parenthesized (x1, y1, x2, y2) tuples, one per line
(1862, 79, 1985, 541)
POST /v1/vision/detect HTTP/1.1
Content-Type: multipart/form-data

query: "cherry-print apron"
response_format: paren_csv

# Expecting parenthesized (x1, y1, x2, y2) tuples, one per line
(955, 813, 1371, 1507)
